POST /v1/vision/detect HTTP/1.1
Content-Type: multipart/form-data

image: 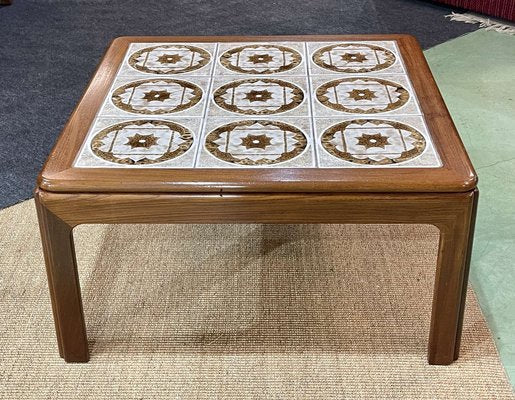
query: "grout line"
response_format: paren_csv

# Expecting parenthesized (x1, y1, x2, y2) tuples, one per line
(193, 42, 218, 167)
(304, 41, 319, 167)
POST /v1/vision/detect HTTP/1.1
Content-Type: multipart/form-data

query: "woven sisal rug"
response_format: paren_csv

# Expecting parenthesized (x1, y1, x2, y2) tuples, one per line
(0, 199, 513, 399)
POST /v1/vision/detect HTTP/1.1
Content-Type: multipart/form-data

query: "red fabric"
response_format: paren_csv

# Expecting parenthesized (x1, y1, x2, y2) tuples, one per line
(433, 0, 515, 21)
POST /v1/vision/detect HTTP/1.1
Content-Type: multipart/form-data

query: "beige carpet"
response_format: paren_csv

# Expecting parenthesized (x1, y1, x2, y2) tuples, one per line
(0, 199, 513, 399)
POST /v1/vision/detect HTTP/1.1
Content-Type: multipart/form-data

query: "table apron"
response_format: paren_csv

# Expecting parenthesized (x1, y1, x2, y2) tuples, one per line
(35, 189, 475, 229)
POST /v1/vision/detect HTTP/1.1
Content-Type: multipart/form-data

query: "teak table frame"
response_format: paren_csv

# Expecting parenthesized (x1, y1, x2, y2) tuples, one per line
(35, 35, 478, 364)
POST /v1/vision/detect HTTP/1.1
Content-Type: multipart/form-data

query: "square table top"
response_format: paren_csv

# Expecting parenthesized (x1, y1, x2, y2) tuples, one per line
(38, 35, 476, 194)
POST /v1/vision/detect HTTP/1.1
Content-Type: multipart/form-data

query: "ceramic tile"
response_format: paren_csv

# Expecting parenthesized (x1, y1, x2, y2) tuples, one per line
(307, 41, 406, 75)
(314, 116, 441, 168)
(214, 42, 307, 76)
(100, 75, 210, 118)
(73, 40, 441, 169)
(207, 75, 310, 118)
(117, 42, 217, 77)
(74, 117, 202, 168)
(195, 117, 315, 168)
(311, 73, 421, 117)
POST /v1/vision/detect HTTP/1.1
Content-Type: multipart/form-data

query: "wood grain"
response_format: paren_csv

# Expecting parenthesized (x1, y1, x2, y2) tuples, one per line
(428, 188, 476, 364)
(35, 192, 90, 363)
(37, 189, 473, 227)
(453, 188, 479, 360)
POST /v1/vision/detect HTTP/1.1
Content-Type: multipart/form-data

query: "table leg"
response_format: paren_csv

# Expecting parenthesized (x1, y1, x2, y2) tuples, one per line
(35, 194, 89, 362)
(428, 189, 477, 365)
(35, 189, 477, 363)
(453, 188, 479, 360)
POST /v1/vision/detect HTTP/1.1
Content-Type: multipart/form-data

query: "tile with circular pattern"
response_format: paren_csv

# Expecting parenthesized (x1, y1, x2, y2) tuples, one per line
(100, 75, 210, 117)
(208, 75, 310, 118)
(314, 116, 441, 168)
(214, 42, 307, 76)
(307, 41, 406, 75)
(74, 117, 202, 168)
(311, 74, 421, 117)
(117, 42, 217, 77)
(196, 117, 315, 168)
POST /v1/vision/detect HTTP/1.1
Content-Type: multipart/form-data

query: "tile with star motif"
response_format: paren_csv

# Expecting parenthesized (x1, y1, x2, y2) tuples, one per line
(311, 73, 421, 117)
(207, 75, 310, 118)
(116, 42, 217, 77)
(214, 42, 307, 77)
(314, 115, 441, 168)
(195, 117, 315, 168)
(74, 117, 202, 168)
(307, 41, 406, 76)
(98, 75, 210, 118)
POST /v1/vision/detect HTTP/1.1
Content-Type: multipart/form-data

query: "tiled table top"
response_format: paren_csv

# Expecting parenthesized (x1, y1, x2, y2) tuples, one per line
(74, 40, 441, 169)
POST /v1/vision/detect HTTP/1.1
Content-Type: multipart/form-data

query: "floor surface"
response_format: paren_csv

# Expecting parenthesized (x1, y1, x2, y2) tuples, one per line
(425, 29, 515, 386)
(1, 204, 514, 399)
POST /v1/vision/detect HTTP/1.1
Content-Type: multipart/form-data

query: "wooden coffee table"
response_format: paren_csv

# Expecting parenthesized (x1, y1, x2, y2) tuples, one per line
(35, 35, 477, 364)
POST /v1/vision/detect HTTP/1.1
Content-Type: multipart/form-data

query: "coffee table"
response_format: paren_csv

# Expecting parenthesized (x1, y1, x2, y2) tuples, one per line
(35, 35, 477, 364)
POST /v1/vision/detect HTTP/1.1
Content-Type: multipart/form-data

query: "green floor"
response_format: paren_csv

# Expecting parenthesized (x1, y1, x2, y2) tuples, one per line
(425, 29, 515, 386)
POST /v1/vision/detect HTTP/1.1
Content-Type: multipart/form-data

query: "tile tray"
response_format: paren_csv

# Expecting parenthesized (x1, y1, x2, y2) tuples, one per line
(74, 41, 442, 169)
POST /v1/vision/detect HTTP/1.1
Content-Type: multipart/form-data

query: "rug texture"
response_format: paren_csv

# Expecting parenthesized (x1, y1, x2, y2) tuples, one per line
(0, 199, 513, 399)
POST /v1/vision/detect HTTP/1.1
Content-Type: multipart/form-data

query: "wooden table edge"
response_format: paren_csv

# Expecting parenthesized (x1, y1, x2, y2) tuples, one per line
(37, 167, 477, 193)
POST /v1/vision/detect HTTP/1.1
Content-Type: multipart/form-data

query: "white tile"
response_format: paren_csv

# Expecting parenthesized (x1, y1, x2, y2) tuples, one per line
(117, 42, 217, 77)
(100, 75, 210, 118)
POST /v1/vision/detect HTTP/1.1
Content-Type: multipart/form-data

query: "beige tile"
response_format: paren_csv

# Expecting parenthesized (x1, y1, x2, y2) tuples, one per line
(117, 42, 217, 77)
(214, 42, 307, 77)
(208, 75, 310, 118)
(307, 41, 406, 76)
(314, 116, 441, 168)
(74, 117, 202, 168)
(100, 75, 210, 118)
(311, 73, 421, 117)
(195, 117, 315, 168)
